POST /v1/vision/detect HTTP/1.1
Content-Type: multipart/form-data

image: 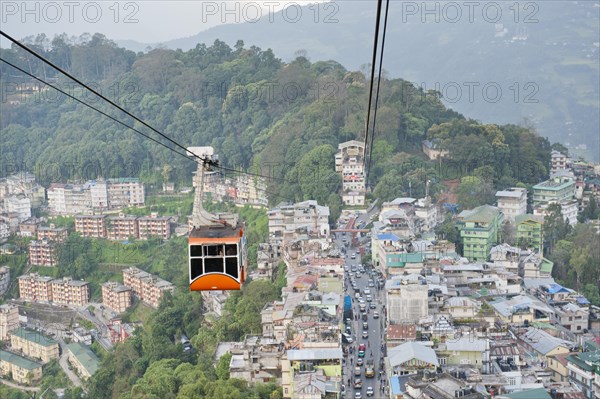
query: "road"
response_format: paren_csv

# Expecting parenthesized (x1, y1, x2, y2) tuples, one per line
(58, 339, 82, 387)
(339, 231, 388, 399)
(0, 378, 41, 392)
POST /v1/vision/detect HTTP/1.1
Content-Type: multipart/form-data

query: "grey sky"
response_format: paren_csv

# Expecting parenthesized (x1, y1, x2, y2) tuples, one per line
(1, 0, 328, 45)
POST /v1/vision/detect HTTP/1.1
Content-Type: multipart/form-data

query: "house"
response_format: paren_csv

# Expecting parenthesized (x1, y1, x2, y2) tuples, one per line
(385, 278, 428, 324)
(66, 342, 100, 380)
(0, 266, 10, 296)
(490, 295, 554, 325)
(518, 327, 573, 361)
(437, 337, 489, 372)
(386, 324, 417, 348)
(0, 304, 19, 340)
(552, 303, 589, 333)
(457, 205, 503, 262)
(0, 350, 42, 385)
(566, 351, 600, 399)
(422, 139, 448, 160)
(445, 297, 481, 319)
(547, 351, 577, 382)
(101, 282, 132, 313)
(281, 348, 342, 399)
(532, 176, 576, 207)
(335, 140, 366, 206)
(387, 341, 438, 375)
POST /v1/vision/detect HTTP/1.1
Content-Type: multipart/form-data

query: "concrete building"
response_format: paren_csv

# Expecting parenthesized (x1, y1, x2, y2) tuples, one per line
(18, 273, 54, 302)
(457, 205, 503, 262)
(122, 267, 175, 308)
(75, 215, 107, 238)
(66, 342, 100, 380)
(268, 201, 330, 243)
(107, 214, 138, 241)
(386, 279, 428, 324)
(335, 140, 366, 206)
(0, 266, 10, 296)
(89, 179, 109, 209)
(281, 347, 342, 399)
(496, 188, 527, 222)
(107, 178, 145, 207)
(0, 304, 19, 341)
(10, 327, 59, 364)
(3, 194, 31, 222)
(102, 281, 132, 313)
(552, 303, 589, 333)
(387, 341, 439, 374)
(50, 277, 90, 306)
(0, 350, 42, 385)
(0, 221, 10, 242)
(28, 239, 58, 266)
(532, 176, 576, 207)
(515, 214, 544, 253)
(47, 183, 92, 215)
(137, 213, 171, 240)
(422, 139, 449, 160)
(566, 351, 600, 399)
(37, 225, 68, 242)
(550, 150, 569, 174)
(437, 337, 489, 372)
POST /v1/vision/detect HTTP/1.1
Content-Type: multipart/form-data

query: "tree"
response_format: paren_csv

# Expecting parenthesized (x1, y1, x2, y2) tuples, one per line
(456, 176, 495, 209)
(543, 203, 572, 254)
(216, 353, 232, 380)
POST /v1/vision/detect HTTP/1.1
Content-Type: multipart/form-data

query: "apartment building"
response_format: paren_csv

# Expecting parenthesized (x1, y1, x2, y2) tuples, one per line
(28, 239, 58, 267)
(0, 221, 9, 242)
(37, 225, 68, 242)
(495, 188, 527, 222)
(515, 214, 544, 253)
(457, 205, 503, 262)
(0, 266, 10, 296)
(75, 215, 107, 238)
(122, 267, 175, 308)
(18, 273, 53, 302)
(89, 179, 109, 208)
(267, 200, 330, 243)
(532, 176, 576, 207)
(567, 352, 600, 399)
(107, 178, 145, 207)
(107, 214, 138, 241)
(50, 277, 90, 306)
(551, 150, 569, 174)
(47, 183, 92, 215)
(102, 281, 132, 313)
(66, 342, 100, 380)
(18, 273, 89, 305)
(3, 194, 31, 222)
(0, 350, 42, 384)
(335, 140, 366, 206)
(0, 304, 19, 341)
(385, 278, 429, 324)
(10, 327, 59, 364)
(137, 213, 171, 240)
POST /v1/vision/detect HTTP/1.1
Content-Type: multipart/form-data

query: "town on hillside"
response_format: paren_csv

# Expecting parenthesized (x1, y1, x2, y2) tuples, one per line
(0, 141, 599, 399)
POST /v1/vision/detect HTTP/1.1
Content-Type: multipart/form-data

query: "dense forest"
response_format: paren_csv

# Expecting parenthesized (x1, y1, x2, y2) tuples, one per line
(2, 34, 595, 398)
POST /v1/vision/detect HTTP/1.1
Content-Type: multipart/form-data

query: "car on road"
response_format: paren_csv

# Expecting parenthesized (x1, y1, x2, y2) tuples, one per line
(342, 333, 353, 344)
(366, 386, 374, 396)
(351, 254, 356, 259)
(362, 330, 368, 338)
(363, 288, 371, 295)
(356, 357, 363, 366)
(369, 303, 376, 309)
(368, 281, 374, 287)
(366, 295, 372, 302)
(355, 392, 362, 399)
(373, 311, 379, 319)
(341, 384, 346, 395)
(362, 313, 368, 321)
(355, 272, 362, 278)
(363, 322, 369, 330)
(354, 378, 362, 389)
(354, 366, 361, 376)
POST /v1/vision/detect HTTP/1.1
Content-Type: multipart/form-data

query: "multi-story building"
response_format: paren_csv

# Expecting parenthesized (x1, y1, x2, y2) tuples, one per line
(47, 183, 92, 215)
(137, 213, 171, 240)
(9, 327, 59, 363)
(122, 267, 175, 308)
(0, 304, 19, 341)
(552, 303, 589, 333)
(89, 179, 109, 209)
(385, 279, 428, 324)
(101, 281, 132, 313)
(267, 200, 330, 243)
(28, 240, 58, 267)
(515, 214, 544, 253)
(66, 342, 100, 380)
(50, 277, 90, 306)
(37, 225, 68, 242)
(0, 350, 42, 384)
(532, 176, 576, 207)
(75, 215, 107, 238)
(107, 178, 145, 207)
(18, 273, 53, 302)
(3, 194, 31, 222)
(422, 139, 449, 160)
(335, 140, 366, 206)
(0, 266, 10, 296)
(551, 150, 569, 174)
(567, 352, 600, 399)
(0, 221, 10, 242)
(457, 205, 503, 262)
(107, 214, 138, 241)
(495, 188, 527, 222)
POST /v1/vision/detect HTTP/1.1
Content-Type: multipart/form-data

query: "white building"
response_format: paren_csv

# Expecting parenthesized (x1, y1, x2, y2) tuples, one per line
(550, 150, 569, 174)
(3, 195, 31, 222)
(0, 222, 9, 243)
(385, 278, 429, 324)
(107, 178, 145, 207)
(89, 180, 109, 209)
(267, 200, 330, 243)
(335, 140, 366, 206)
(496, 188, 527, 222)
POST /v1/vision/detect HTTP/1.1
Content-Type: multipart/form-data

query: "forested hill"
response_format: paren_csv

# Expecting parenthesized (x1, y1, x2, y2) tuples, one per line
(1, 35, 557, 212)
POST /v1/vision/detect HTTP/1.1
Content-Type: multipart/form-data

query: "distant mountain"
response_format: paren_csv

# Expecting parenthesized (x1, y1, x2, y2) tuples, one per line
(122, 1, 597, 162)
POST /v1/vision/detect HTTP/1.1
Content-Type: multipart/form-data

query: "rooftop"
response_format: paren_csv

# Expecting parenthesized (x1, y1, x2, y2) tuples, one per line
(66, 342, 100, 376)
(458, 205, 501, 224)
(388, 341, 438, 367)
(11, 328, 57, 347)
(0, 350, 42, 370)
(286, 348, 343, 361)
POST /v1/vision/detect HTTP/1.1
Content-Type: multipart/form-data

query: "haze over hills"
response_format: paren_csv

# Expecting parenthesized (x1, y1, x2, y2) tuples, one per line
(116, 1, 600, 162)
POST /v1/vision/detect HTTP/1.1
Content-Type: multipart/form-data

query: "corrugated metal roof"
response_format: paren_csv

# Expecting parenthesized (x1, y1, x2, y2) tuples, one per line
(286, 348, 343, 361)
(388, 341, 438, 367)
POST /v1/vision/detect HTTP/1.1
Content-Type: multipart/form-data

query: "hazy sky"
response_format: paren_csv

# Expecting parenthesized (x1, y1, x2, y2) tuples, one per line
(1, 0, 329, 44)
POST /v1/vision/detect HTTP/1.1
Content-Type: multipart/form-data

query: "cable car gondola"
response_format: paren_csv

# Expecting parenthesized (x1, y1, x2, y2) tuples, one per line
(188, 146, 247, 291)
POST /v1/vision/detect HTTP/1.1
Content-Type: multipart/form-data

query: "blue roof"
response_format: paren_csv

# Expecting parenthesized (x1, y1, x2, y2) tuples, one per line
(577, 296, 591, 305)
(378, 233, 400, 241)
(546, 283, 570, 294)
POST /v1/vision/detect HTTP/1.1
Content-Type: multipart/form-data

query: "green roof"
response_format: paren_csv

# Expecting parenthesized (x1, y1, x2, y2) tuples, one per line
(459, 205, 501, 223)
(540, 258, 554, 274)
(108, 178, 140, 183)
(66, 342, 100, 376)
(11, 328, 58, 347)
(0, 350, 42, 370)
(515, 214, 544, 225)
(503, 388, 551, 399)
(566, 353, 596, 372)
